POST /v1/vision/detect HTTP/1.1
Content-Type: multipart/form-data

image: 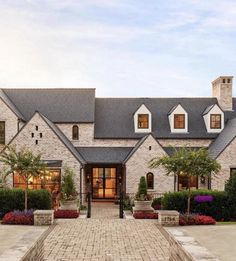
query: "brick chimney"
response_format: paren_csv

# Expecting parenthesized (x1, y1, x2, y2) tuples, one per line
(212, 76, 233, 111)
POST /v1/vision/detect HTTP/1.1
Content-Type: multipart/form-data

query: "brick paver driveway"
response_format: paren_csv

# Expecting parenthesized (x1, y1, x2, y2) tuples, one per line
(44, 203, 170, 261)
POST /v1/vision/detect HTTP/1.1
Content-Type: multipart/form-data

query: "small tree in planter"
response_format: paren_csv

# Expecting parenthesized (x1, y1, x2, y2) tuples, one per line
(60, 167, 78, 210)
(133, 176, 153, 213)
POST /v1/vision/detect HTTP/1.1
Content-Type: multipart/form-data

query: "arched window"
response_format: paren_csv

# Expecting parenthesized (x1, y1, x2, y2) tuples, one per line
(72, 125, 79, 140)
(146, 172, 154, 189)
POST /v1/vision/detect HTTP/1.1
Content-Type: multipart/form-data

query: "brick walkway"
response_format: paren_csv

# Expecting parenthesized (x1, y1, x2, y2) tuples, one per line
(91, 202, 120, 219)
(43, 203, 170, 261)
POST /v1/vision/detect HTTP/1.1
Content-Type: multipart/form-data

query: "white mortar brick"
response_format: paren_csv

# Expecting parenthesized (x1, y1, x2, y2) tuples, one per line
(126, 135, 174, 194)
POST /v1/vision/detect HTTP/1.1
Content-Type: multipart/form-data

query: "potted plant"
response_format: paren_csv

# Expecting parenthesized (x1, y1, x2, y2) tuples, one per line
(60, 167, 79, 210)
(133, 176, 154, 213)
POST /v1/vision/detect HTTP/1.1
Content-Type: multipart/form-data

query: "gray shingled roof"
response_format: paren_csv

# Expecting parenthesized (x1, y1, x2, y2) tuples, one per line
(208, 118, 236, 159)
(0, 89, 25, 120)
(39, 113, 86, 164)
(76, 147, 133, 164)
(2, 89, 95, 123)
(94, 97, 222, 139)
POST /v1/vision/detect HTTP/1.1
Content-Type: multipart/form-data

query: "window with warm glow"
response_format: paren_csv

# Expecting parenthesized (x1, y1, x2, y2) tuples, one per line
(0, 122, 5, 144)
(72, 125, 79, 140)
(138, 114, 149, 129)
(146, 173, 154, 189)
(13, 169, 61, 193)
(178, 174, 198, 191)
(174, 114, 185, 129)
(210, 114, 221, 129)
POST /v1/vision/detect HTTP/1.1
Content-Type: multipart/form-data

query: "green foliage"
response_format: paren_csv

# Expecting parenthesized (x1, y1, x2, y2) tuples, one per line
(0, 188, 52, 218)
(0, 146, 46, 211)
(225, 175, 236, 218)
(136, 176, 149, 200)
(123, 195, 133, 210)
(150, 147, 221, 214)
(161, 190, 232, 221)
(61, 167, 77, 200)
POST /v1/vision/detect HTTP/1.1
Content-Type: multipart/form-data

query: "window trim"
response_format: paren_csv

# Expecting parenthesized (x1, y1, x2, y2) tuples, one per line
(210, 114, 221, 129)
(137, 114, 149, 129)
(146, 172, 154, 190)
(0, 121, 5, 145)
(174, 114, 185, 129)
(72, 125, 79, 140)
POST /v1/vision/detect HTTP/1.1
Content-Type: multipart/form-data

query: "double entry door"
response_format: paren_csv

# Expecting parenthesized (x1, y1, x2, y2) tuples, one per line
(92, 167, 117, 199)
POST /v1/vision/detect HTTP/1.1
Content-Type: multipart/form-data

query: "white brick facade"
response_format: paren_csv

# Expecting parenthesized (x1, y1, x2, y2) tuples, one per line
(126, 135, 174, 194)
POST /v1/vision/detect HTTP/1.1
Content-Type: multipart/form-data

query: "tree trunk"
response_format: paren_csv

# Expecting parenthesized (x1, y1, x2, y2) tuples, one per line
(25, 181, 28, 212)
(187, 177, 191, 216)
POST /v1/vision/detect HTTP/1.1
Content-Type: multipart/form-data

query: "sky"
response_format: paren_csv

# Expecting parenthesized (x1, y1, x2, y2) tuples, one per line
(0, 0, 236, 97)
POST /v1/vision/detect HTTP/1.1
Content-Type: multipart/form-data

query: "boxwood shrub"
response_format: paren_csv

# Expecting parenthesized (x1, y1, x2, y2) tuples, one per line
(0, 188, 52, 218)
(161, 190, 232, 221)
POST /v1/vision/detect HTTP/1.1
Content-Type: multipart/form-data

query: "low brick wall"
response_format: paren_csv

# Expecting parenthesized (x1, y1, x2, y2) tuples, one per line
(34, 210, 54, 226)
(21, 225, 55, 261)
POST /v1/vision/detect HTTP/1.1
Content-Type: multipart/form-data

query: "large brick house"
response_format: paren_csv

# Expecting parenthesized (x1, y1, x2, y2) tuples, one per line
(0, 76, 236, 200)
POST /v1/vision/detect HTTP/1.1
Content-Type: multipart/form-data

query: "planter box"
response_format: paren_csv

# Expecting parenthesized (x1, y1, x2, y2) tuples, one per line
(133, 200, 154, 213)
(158, 210, 179, 226)
(34, 210, 54, 226)
(60, 199, 78, 211)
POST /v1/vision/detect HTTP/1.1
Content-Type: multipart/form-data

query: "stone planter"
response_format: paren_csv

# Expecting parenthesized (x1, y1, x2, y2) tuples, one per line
(133, 200, 154, 213)
(60, 199, 78, 210)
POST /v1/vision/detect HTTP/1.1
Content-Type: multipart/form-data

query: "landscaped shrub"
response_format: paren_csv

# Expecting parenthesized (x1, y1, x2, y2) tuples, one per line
(133, 212, 158, 219)
(225, 174, 236, 219)
(161, 190, 232, 221)
(179, 214, 216, 226)
(152, 197, 162, 210)
(0, 188, 52, 218)
(54, 210, 79, 219)
(2, 209, 34, 225)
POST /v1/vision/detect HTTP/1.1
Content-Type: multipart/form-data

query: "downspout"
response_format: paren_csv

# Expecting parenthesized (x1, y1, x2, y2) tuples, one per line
(80, 166, 83, 203)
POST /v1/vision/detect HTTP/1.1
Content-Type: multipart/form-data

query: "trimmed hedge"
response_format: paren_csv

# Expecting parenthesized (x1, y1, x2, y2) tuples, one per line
(0, 188, 52, 218)
(161, 190, 232, 221)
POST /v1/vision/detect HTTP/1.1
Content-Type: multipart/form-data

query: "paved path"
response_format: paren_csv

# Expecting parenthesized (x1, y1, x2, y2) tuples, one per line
(44, 219, 169, 261)
(44, 203, 170, 261)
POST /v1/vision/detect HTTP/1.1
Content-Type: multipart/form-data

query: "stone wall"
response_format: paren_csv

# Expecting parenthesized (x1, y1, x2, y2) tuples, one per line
(159, 139, 212, 147)
(212, 136, 236, 190)
(126, 135, 174, 194)
(0, 98, 18, 150)
(6, 113, 82, 192)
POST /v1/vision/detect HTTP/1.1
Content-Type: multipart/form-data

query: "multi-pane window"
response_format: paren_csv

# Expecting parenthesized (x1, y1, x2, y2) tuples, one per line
(174, 114, 185, 129)
(72, 125, 79, 140)
(210, 114, 221, 129)
(0, 122, 5, 144)
(146, 172, 154, 189)
(178, 174, 198, 191)
(230, 168, 236, 177)
(138, 114, 149, 129)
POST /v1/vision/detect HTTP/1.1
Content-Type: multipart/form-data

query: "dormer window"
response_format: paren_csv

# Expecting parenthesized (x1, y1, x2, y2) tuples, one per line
(138, 114, 149, 129)
(134, 104, 152, 133)
(210, 114, 221, 129)
(72, 125, 79, 140)
(168, 104, 188, 133)
(174, 114, 185, 129)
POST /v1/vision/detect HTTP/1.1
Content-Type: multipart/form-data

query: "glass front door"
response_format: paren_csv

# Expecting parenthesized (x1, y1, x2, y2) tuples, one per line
(92, 168, 117, 199)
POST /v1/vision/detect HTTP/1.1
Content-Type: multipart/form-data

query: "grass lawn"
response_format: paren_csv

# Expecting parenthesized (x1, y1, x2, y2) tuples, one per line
(217, 221, 236, 225)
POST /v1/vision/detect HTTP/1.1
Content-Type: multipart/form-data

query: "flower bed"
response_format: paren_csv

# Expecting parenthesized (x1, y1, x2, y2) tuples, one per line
(54, 210, 79, 219)
(179, 214, 216, 226)
(2, 210, 34, 225)
(133, 212, 158, 219)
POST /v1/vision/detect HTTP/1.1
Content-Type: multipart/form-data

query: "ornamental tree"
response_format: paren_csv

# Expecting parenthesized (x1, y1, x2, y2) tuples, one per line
(0, 146, 46, 211)
(149, 147, 221, 215)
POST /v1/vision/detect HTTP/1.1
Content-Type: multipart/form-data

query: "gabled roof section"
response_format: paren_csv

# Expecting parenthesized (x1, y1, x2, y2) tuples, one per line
(39, 112, 86, 164)
(168, 103, 187, 115)
(0, 89, 25, 120)
(202, 104, 223, 116)
(2, 88, 95, 123)
(76, 147, 133, 164)
(208, 118, 236, 159)
(133, 103, 151, 115)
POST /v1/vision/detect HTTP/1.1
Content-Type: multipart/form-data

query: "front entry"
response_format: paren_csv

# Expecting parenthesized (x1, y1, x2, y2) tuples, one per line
(92, 167, 117, 199)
